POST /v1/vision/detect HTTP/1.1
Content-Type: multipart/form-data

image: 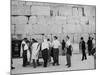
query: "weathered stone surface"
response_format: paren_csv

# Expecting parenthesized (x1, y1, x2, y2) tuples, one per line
(31, 6, 50, 16)
(11, 5, 30, 15)
(11, 24, 15, 34)
(15, 24, 26, 34)
(11, 16, 16, 24)
(54, 16, 66, 24)
(72, 7, 79, 16)
(11, 24, 15, 31)
(11, 0, 19, 5)
(80, 16, 89, 25)
(36, 16, 46, 24)
(84, 6, 96, 17)
(66, 16, 80, 24)
(26, 1, 33, 5)
(28, 16, 37, 24)
(59, 6, 72, 16)
(15, 16, 28, 24)
(11, 1, 96, 42)
(18, 1, 26, 5)
(50, 6, 59, 16)
(78, 8, 83, 16)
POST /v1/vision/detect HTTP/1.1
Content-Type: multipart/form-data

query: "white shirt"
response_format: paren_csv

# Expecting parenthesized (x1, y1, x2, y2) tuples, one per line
(47, 41, 52, 47)
(66, 39, 71, 47)
(24, 44, 28, 50)
(41, 39, 49, 50)
(52, 40, 61, 48)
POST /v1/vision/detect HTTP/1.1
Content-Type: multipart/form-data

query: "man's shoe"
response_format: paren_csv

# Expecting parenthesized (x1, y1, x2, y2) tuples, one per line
(11, 67, 15, 69)
(52, 63, 55, 66)
(67, 66, 71, 68)
(56, 64, 60, 66)
(65, 64, 68, 66)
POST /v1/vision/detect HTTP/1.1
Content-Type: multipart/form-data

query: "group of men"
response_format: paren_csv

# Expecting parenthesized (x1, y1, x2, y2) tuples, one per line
(17, 35, 96, 69)
(79, 36, 96, 61)
(20, 35, 73, 68)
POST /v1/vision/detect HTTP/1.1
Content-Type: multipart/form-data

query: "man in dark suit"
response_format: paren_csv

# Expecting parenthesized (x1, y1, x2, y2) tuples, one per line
(87, 37, 93, 56)
(80, 37, 87, 61)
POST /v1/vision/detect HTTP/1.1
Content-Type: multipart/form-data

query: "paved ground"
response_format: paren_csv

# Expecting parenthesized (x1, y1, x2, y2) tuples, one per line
(11, 54, 95, 74)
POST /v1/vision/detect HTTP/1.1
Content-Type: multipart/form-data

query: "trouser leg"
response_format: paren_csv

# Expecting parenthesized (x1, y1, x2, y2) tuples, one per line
(37, 59, 41, 66)
(42, 49, 48, 67)
(23, 51, 27, 66)
(53, 49, 56, 65)
(88, 49, 91, 55)
(44, 59, 48, 67)
(68, 55, 71, 67)
(83, 51, 87, 59)
(33, 59, 36, 68)
(66, 54, 71, 67)
(48, 49, 51, 62)
(82, 50, 87, 60)
(82, 50, 84, 60)
(56, 49, 59, 65)
(66, 54, 69, 65)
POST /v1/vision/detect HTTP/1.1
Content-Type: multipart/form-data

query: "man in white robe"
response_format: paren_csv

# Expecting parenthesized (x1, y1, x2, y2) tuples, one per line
(31, 39, 40, 68)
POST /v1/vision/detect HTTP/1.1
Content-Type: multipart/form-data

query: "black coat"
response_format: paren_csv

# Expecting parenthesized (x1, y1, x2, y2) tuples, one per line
(66, 45, 72, 56)
(81, 40, 86, 50)
(87, 40, 93, 50)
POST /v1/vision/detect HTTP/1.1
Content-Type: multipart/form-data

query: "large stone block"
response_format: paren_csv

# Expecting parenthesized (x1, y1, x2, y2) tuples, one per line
(15, 24, 26, 34)
(11, 4, 31, 15)
(28, 16, 37, 24)
(15, 16, 28, 24)
(63, 24, 85, 34)
(26, 1, 33, 5)
(44, 16, 53, 25)
(74, 24, 82, 33)
(37, 16, 46, 24)
(78, 8, 83, 16)
(84, 6, 96, 17)
(18, 1, 26, 5)
(50, 6, 59, 16)
(24, 24, 33, 34)
(81, 24, 89, 33)
(80, 17, 89, 25)
(11, 24, 15, 31)
(72, 7, 79, 16)
(32, 24, 61, 34)
(11, 0, 19, 5)
(59, 6, 72, 16)
(11, 16, 16, 25)
(88, 16, 95, 25)
(11, 24, 15, 34)
(54, 16, 66, 24)
(66, 16, 80, 24)
(32, 24, 45, 33)
(31, 6, 50, 16)
(63, 24, 76, 33)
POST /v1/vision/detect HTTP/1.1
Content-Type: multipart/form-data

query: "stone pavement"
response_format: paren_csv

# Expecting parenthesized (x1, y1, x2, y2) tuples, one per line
(11, 54, 95, 74)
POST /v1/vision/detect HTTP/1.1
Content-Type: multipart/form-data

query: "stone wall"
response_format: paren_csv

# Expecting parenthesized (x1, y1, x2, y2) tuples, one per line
(11, 0, 96, 42)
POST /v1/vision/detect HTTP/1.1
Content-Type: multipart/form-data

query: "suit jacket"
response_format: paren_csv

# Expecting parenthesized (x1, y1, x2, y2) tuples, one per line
(81, 40, 86, 50)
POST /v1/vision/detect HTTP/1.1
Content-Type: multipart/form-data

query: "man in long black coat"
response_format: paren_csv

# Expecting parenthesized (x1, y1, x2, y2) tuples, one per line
(87, 37, 93, 56)
(80, 37, 87, 61)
